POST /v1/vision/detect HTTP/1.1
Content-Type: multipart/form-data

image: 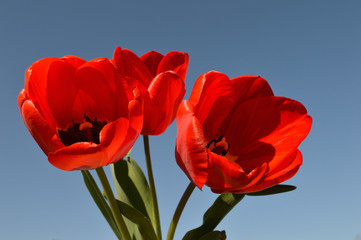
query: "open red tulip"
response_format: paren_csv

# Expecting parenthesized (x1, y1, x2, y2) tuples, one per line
(112, 47, 188, 135)
(175, 71, 312, 193)
(18, 56, 143, 171)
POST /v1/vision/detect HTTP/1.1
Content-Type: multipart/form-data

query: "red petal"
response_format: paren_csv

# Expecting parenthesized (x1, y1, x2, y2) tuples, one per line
(25, 57, 56, 101)
(175, 101, 209, 189)
(230, 75, 274, 105)
(206, 152, 250, 191)
(101, 96, 143, 165)
(240, 150, 302, 193)
(232, 162, 268, 193)
(224, 97, 282, 171)
(20, 98, 63, 155)
(46, 59, 79, 128)
(227, 142, 275, 174)
(25, 57, 60, 129)
(260, 97, 312, 175)
(189, 71, 236, 140)
(25, 56, 88, 129)
(71, 58, 129, 123)
(209, 162, 268, 194)
(157, 51, 189, 81)
(99, 118, 130, 164)
(142, 71, 185, 135)
(48, 142, 106, 171)
(128, 89, 143, 131)
(62, 55, 86, 68)
(264, 150, 303, 180)
(112, 47, 152, 87)
(140, 51, 164, 78)
(224, 96, 311, 174)
(18, 89, 27, 109)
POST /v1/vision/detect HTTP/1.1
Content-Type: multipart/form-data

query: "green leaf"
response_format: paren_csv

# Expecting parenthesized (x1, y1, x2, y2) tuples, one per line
(81, 170, 122, 240)
(111, 157, 156, 240)
(116, 199, 158, 240)
(111, 157, 155, 224)
(199, 230, 226, 240)
(246, 184, 296, 196)
(126, 218, 142, 240)
(101, 191, 141, 240)
(183, 193, 245, 240)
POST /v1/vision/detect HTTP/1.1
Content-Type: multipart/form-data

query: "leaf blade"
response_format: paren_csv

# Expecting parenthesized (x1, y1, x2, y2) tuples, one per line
(111, 157, 155, 224)
(246, 184, 296, 196)
(116, 199, 158, 240)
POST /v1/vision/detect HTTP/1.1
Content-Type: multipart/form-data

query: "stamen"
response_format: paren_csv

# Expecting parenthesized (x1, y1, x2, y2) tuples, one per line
(58, 115, 108, 146)
(206, 135, 230, 156)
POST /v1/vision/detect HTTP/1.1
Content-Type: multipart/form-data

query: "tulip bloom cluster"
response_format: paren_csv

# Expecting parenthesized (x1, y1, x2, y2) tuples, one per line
(18, 47, 312, 240)
(18, 49, 188, 170)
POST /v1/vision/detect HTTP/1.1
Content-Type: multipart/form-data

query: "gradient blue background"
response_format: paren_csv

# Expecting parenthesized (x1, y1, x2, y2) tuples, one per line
(1, 1, 360, 239)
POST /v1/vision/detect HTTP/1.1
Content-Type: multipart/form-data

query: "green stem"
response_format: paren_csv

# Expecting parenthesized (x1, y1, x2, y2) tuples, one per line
(81, 170, 122, 239)
(166, 182, 196, 240)
(143, 135, 162, 240)
(96, 167, 132, 240)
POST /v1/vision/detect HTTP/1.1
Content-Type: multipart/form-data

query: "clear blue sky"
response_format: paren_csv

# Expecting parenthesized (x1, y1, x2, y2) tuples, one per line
(1, 0, 360, 239)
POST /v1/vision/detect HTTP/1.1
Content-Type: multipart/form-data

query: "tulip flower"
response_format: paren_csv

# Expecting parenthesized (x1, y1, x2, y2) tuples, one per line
(112, 47, 188, 135)
(18, 56, 143, 171)
(175, 71, 312, 193)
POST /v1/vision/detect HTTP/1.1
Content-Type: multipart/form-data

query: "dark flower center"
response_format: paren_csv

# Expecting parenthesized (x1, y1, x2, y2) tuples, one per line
(58, 114, 108, 146)
(206, 135, 230, 156)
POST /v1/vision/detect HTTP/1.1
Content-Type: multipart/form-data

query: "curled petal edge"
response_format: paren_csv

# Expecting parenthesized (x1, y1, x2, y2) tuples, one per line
(208, 155, 268, 194)
(175, 101, 208, 188)
(158, 51, 189, 81)
(239, 150, 303, 193)
(19, 91, 63, 155)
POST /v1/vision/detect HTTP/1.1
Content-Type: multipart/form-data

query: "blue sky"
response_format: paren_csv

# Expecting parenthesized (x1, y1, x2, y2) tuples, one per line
(1, 0, 360, 239)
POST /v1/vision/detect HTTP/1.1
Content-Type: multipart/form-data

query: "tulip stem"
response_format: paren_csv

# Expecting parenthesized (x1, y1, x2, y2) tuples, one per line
(166, 182, 196, 240)
(143, 135, 162, 240)
(96, 167, 132, 240)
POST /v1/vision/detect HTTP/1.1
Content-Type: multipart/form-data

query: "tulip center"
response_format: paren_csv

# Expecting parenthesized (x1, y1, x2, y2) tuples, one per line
(57, 115, 108, 146)
(206, 135, 230, 156)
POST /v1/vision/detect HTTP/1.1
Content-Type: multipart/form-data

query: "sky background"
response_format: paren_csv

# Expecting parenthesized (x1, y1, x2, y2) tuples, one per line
(1, 0, 360, 239)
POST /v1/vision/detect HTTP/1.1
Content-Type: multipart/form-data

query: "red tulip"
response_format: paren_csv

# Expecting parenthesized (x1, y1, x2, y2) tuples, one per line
(112, 47, 188, 135)
(18, 56, 143, 171)
(175, 71, 312, 193)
